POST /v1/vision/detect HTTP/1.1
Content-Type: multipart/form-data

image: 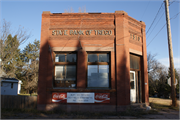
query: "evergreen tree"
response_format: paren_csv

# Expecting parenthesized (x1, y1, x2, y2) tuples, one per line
(21, 40, 40, 93)
(0, 34, 23, 78)
(0, 20, 30, 78)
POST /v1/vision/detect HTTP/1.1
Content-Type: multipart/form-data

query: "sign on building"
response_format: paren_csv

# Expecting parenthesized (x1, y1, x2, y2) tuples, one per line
(52, 92, 110, 103)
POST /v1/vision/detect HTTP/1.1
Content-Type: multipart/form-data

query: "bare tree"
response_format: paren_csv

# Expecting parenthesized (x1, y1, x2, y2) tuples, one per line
(0, 20, 30, 78)
(64, 6, 86, 13)
(78, 6, 86, 13)
(147, 52, 158, 73)
(64, 7, 74, 13)
(148, 52, 169, 97)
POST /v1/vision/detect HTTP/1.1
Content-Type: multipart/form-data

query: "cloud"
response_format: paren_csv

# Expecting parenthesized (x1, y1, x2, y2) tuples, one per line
(158, 57, 180, 69)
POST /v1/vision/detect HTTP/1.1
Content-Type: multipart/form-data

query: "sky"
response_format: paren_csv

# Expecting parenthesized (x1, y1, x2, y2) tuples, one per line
(1, 0, 180, 69)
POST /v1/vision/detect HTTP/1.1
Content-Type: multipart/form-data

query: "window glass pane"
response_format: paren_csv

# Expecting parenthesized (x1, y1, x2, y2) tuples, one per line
(67, 54, 76, 62)
(130, 81, 135, 89)
(55, 54, 65, 62)
(55, 66, 65, 80)
(55, 55, 59, 62)
(130, 54, 140, 69)
(88, 54, 98, 62)
(54, 80, 76, 88)
(65, 80, 76, 88)
(88, 65, 109, 88)
(99, 65, 109, 73)
(87, 65, 98, 87)
(54, 53, 77, 88)
(54, 80, 64, 87)
(87, 65, 98, 76)
(99, 54, 109, 62)
(130, 72, 135, 89)
(66, 65, 76, 80)
(99, 65, 109, 87)
(130, 73, 134, 80)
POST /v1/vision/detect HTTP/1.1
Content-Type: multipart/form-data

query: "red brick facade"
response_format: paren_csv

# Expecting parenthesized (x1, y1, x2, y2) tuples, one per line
(37, 11, 149, 112)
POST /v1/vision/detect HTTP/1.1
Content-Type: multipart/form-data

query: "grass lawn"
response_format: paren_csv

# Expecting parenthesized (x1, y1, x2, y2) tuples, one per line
(18, 93, 38, 96)
(149, 97, 180, 111)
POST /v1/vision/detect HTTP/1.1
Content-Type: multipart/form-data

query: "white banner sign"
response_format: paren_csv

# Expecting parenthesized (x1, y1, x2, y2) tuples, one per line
(67, 92, 94, 103)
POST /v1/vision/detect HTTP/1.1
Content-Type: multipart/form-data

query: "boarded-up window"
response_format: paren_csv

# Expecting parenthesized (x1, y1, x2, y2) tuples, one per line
(130, 54, 140, 70)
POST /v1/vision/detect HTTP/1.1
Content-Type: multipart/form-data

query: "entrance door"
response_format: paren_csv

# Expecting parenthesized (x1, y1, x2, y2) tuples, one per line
(130, 71, 136, 103)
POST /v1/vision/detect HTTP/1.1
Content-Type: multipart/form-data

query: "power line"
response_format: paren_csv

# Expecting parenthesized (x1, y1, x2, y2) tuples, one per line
(169, 0, 176, 6)
(147, 24, 166, 47)
(146, 12, 165, 40)
(141, 1, 150, 20)
(146, 2, 164, 35)
(147, 12, 180, 47)
(170, 12, 180, 19)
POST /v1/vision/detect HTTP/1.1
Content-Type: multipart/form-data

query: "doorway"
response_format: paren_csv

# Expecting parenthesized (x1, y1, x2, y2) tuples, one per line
(130, 71, 136, 103)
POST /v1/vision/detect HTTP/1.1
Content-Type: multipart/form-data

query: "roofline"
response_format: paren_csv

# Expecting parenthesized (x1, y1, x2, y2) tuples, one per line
(1, 78, 22, 84)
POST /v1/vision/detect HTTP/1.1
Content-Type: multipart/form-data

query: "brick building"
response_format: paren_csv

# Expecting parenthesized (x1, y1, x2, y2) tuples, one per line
(37, 11, 149, 112)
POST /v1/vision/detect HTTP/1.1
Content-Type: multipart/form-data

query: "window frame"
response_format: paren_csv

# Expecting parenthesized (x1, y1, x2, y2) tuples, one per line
(130, 53, 141, 71)
(87, 52, 111, 88)
(53, 52, 77, 88)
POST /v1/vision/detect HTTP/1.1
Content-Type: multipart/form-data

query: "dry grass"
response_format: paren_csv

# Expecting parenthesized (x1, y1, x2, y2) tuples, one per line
(18, 93, 38, 96)
(149, 97, 180, 106)
(149, 97, 180, 111)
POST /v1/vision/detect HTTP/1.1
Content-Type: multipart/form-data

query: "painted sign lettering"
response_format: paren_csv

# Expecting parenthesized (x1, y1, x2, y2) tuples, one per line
(67, 92, 94, 103)
(52, 30, 112, 36)
(94, 93, 110, 103)
(52, 93, 67, 103)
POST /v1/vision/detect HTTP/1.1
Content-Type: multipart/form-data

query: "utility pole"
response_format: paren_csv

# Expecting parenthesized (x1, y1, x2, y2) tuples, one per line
(164, 0, 177, 107)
